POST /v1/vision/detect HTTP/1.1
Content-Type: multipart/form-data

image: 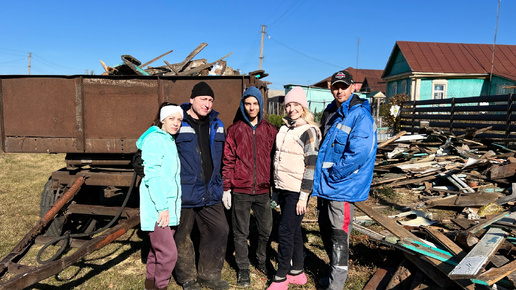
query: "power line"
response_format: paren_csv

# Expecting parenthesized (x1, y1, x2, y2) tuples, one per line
(267, 0, 307, 31)
(267, 35, 341, 69)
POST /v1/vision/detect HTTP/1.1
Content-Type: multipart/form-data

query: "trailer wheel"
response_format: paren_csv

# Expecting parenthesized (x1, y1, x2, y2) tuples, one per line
(39, 179, 65, 237)
(39, 179, 97, 236)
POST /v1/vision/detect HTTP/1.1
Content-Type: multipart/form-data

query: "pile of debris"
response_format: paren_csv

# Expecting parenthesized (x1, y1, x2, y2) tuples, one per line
(99, 42, 239, 77)
(359, 126, 516, 289)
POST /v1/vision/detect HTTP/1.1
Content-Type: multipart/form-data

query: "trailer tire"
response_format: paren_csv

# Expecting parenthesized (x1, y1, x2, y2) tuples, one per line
(39, 179, 65, 237)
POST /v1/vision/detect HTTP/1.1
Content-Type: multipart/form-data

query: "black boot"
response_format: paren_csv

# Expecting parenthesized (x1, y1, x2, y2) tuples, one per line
(198, 278, 229, 290)
(237, 269, 251, 287)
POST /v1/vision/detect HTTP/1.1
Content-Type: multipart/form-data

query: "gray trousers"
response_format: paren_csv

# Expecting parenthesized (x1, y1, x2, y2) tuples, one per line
(318, 198, 354, 290)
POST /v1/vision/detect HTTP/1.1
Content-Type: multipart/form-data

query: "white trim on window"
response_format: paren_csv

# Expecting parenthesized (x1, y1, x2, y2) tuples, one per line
(401, 80, 407, 95)
(432, 80, 448, 100)
(391, 82, 398, 96)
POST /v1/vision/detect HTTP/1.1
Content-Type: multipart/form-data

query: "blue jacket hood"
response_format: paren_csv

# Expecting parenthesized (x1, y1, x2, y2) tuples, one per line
(239, 86, 263, 127)
(136, 125, 172, 149)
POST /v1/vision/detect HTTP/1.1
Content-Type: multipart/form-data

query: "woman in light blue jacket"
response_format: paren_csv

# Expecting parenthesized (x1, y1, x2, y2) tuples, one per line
(136, 102, 183, 290)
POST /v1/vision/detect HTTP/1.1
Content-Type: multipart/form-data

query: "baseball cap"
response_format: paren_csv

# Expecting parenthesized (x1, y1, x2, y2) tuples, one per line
(331, 70, 354, 86)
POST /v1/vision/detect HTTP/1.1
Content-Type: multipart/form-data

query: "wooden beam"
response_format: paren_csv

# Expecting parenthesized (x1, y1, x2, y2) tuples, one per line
(378, 131, 407, 149)
(140, 49, 173, 68)
(449, 227, 507, 279)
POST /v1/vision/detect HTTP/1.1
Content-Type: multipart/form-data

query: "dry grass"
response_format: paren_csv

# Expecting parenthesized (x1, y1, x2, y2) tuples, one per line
(0, 152, 395, 289)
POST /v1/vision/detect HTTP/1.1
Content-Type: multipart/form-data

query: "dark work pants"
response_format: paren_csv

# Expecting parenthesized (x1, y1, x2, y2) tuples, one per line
(232, 192, 273, 270)
(174, 203, 229, 284)
(276, 190, 305, 278)
(318, 198, 354, 290)
(147, 223, 177, 289)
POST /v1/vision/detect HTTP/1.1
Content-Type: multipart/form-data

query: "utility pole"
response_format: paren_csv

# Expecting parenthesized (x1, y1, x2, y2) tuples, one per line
(28, 52, 31, 75)
(259, 25, 267, 70)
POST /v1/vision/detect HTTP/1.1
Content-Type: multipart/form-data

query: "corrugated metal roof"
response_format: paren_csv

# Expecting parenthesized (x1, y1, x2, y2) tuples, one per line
(390, 41, 516, 81)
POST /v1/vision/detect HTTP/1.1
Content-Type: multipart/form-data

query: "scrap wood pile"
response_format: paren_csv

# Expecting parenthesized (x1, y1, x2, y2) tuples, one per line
(98, 42, 240, 77)
(358, 126, 516, 289)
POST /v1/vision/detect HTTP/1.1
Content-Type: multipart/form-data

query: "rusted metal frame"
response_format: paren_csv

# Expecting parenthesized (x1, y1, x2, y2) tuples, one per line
(0, 214, 139, 290)
(75, 78, 86, 152)
(0, 78, 4, 153)
(66, 204, 138, 217)
(52, 170, 134, 187)
(0, 177, 85, 276)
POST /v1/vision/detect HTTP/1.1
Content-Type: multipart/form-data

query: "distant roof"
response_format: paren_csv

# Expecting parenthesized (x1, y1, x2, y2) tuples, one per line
(383, 41, 516, 81)
(312, 67, 385, 92)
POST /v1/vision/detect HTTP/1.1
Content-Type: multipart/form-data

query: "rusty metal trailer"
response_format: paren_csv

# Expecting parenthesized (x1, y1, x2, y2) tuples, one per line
(0, 74, 268, 289)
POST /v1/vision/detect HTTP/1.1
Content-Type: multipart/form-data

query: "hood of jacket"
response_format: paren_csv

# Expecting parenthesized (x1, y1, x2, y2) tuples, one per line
(239, 86, 264, 128)
(136, 125, 173, 149)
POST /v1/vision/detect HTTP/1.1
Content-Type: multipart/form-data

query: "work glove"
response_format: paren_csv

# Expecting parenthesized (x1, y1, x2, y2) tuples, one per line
(270, 191, 280, 209)
(222, 190, 232, 209)
(132, 151, 145, 177)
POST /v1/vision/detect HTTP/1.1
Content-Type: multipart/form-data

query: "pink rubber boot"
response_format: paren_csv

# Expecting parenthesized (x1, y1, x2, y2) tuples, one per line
(287, 272, 307, 285)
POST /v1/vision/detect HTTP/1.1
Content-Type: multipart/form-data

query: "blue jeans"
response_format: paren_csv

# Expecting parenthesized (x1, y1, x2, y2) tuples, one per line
(232, 192, 273, 270)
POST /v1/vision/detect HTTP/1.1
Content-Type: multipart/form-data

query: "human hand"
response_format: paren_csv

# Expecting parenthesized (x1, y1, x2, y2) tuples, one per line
(296, 199, 307, 215)
(222, 190, 232, 209)
(157, 210, 169, 228)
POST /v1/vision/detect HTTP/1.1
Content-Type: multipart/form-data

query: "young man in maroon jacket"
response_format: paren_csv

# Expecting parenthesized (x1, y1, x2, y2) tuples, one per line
(222, 86, 278, 287)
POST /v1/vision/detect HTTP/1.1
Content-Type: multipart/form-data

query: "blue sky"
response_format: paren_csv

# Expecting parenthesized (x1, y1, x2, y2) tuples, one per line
(0, 0, 514, 90)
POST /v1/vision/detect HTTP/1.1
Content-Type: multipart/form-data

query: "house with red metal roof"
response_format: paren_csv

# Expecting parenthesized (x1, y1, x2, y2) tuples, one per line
(312, 67, 385, 95)
(382, 41, 516, 100)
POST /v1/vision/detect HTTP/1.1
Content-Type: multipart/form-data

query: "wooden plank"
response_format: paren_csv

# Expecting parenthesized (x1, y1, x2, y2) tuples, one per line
(363, 267, 394, 290)
(355, 202, 418, 240)
(397, 238, 458, 265)
(422, 226, 467, 259)
(474, 257, 516, 286)
(140, 49, 173, 68)
(467, 209, 516, 234)
(425, 192, 499, 208)
(403, 253, 471, 289)
(355, 202, 475, 289)
(377, 131, 407, 149)
(449, 227, 507, 279)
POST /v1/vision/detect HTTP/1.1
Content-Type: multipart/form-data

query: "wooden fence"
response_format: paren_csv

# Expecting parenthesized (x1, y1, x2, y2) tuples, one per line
(400, 94, 516, 140)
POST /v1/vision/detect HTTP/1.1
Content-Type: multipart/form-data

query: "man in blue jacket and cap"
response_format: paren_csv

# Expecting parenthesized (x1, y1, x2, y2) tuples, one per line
(312, 70, 377, 290)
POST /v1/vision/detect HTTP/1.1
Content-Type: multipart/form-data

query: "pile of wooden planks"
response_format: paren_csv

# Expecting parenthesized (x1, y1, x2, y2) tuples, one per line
(360, 126, 516, 289)
(99, 43, 239, 77)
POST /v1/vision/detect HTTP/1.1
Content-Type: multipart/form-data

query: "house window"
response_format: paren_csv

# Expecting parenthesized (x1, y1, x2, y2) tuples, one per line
(391, 82, 398, 96)
(432, 80, 447, 99)
(401, 80, 407, 95)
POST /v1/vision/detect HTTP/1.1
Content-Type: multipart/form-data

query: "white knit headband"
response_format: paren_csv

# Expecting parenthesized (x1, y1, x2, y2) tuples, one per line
(160, 105, 183, 122)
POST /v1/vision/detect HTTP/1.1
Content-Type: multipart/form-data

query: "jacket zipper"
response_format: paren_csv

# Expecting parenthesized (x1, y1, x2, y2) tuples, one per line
(253, 128, 256, 194)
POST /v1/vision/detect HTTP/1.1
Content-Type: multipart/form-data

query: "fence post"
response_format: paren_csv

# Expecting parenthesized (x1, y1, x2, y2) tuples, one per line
(411, 100, 416, 134)
(450, 97, 455, 134)
(506, 94, 513, 140)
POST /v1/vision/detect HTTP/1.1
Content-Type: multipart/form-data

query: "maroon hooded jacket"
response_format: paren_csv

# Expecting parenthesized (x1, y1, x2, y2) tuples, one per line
(222, 86, 278, 195)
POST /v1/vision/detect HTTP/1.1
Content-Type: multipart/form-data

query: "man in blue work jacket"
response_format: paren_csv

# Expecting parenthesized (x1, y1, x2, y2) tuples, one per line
(312, 70, 377, 290)
(174, 81, 230, 290)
